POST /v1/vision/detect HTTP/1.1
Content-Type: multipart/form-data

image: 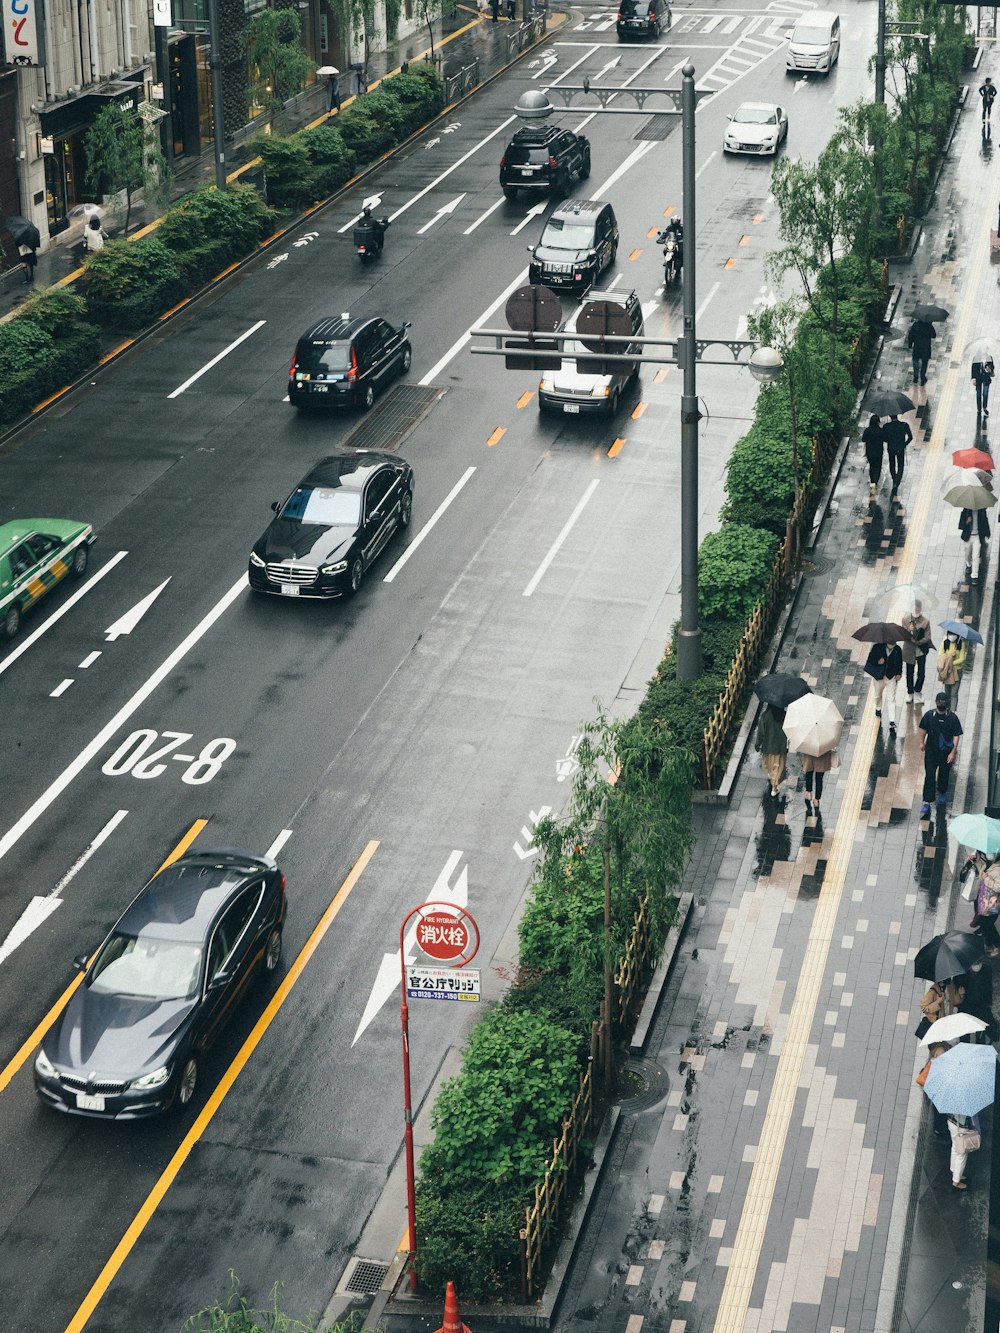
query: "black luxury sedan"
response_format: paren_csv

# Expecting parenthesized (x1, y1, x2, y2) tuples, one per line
(34, 849, 286, 1119)
(248, 450, 414, 599)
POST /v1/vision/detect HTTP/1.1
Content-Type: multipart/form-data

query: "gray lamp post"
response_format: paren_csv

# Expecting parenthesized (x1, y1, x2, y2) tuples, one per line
(505, 77, 783, 681)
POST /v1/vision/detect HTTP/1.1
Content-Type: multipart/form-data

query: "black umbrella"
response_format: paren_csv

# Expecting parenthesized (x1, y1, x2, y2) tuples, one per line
(754, 673, 812, 708)
(851, 621, 910, 642)
(912, 303, 949, 323)
(913, 929, 986, 982)
(5, 214, 40, 249)
(861, 388, 916, 416)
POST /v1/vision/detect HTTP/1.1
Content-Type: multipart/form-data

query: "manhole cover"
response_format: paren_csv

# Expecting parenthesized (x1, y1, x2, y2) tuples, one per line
(344, 1259, 389, 1295)
(341, 384, 444, 454)
(617, 1058, 669, 1114)
(634, 114, 677, 142)
(801, 554, 835, 575)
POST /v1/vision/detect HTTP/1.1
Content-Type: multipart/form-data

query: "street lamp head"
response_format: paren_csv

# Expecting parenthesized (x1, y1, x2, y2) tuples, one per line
(748, 345, 784, 384)
(515, 90, 554, 121)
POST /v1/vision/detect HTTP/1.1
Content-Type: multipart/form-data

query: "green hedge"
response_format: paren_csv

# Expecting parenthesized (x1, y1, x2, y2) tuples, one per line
(155, 182, 275, 287)
(0, 291, 101, 427)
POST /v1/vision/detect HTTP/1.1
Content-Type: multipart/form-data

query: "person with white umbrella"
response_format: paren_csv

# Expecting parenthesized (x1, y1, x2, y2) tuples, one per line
(782, 693, 843, 816)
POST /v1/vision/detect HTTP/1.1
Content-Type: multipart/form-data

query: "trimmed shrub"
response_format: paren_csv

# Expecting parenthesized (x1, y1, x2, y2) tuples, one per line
(252, 135, 319, 211)
(83, 236, 182, 329)
(156, 183, 275, 286)
(298, 125, 356, 196)
(0, 291, 101, 428)
(337, 90, 405, 160)
(386, 66, 446, 129)
(698, 524, 779, 622)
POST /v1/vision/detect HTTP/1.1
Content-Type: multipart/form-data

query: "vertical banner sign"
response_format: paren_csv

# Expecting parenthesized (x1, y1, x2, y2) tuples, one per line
(153, 0, 171, 27)
(7, 0, 41, 64)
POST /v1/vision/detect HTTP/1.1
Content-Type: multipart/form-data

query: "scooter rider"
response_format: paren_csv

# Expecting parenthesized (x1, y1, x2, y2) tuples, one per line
(659, 215, 683, 268)
(360, 202, 389, 253)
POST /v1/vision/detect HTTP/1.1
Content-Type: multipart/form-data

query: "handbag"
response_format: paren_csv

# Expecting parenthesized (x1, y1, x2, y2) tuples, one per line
(915, 1059, 932, 1087)
(953, 1126, 981, 1152)
(914, 1016, 932, 1039)
(961, 863, 979, 901)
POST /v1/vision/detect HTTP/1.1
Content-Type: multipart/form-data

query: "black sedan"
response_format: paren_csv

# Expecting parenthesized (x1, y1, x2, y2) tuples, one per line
(248, 450, 414, 599)
(34, 849, 286, 1119)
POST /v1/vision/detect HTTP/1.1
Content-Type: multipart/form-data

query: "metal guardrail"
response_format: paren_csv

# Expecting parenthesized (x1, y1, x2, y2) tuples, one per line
(506, 10, 547, 60)
(444, 58, 480, 103)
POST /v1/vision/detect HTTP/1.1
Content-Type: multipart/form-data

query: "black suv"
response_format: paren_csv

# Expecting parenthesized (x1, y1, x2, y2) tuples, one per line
(527, 200, 618, 296)
(499, 126, 591, 200)
(288, 315, 411, 411)
(617, 0, 668, 39)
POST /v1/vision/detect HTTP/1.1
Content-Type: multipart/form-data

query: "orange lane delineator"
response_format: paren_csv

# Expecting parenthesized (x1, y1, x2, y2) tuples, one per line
(434, 1281, 471, 1333)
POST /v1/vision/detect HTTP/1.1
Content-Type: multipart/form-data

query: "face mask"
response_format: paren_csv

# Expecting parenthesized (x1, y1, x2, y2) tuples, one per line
(937, 703, 948, 712)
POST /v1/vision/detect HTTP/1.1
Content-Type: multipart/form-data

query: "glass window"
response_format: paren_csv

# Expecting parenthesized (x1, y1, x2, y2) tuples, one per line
(8, 543, 36, 579)
(209, 885, 263, 977)
(89, 933, 204, 1000)
(298, 341, 352, 374)
(280, 486, 362, 526)
(32, 533, 62, 558)
(540, 218, 596, 251)
(365, 472, 393, 517)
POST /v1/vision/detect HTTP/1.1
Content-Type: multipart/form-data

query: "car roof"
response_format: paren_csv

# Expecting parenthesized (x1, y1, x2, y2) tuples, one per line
(564, 289, 640, 331)
(551, 199, 609, 221)
(118, 849, 276, 944)
(297, 315, 377, 345)
(510, 125, 562, 144)
(796, 9, 837, 21)
(299, 450, 405, 492)
(0, 519, 87, 560)
(736, 101, 779, 111)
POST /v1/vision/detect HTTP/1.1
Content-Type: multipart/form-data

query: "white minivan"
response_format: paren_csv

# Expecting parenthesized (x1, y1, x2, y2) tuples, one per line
(786, 10, 840, 74)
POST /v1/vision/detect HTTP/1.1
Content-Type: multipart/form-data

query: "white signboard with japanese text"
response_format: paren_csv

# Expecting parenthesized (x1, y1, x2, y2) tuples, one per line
(406, 965, 481, 1002)
(6, 0, 40, 65)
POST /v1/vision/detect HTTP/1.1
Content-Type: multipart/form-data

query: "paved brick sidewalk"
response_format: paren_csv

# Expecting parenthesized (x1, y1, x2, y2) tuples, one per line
(553, 78, 1000, 1333)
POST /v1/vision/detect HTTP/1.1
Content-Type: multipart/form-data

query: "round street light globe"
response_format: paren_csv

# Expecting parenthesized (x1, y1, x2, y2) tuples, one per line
(515, 89, 554, 120)
(748, 345, 784, 384)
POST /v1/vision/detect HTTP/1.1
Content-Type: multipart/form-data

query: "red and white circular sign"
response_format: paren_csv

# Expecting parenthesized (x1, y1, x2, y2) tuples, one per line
(414, 906, 480, 965)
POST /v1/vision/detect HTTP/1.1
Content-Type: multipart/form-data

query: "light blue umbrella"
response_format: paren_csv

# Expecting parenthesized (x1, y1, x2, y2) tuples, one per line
(949, 813, 1000, 855)
(939, 620, 984, 645)
(923, 1042, 999, 1115)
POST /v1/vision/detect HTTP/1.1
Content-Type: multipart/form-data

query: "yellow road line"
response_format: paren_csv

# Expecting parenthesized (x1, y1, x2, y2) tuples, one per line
(64, 838, 379, 1333)
(0, 820, 208, 1098)
(712, 247, 986, 1328)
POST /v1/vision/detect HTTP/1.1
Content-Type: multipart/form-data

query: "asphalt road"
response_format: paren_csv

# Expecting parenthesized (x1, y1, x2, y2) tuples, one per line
(0, 2, 877, 1327)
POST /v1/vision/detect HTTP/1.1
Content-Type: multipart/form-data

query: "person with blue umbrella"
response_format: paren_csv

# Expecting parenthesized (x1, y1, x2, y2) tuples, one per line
(922, 1044, 998, 1189)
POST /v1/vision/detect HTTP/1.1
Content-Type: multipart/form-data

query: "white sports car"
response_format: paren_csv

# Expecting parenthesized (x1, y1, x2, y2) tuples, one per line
(724, 103, 789, 156)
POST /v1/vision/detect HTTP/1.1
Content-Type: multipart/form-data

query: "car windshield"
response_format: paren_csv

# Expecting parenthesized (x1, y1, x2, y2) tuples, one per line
(735, 106, 777, 124)
(619, 1, 639, 14)
(792, 25, 828, 43)
(540, 219, 595, 251)
(508, 144, 550, 165)
(297, 344, 352, 374)
(89, 932, 203, 1001)
(280, 486, 362, 526)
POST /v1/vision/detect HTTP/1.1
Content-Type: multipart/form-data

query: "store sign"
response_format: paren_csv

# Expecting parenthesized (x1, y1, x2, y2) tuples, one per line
(153, 0, 171, 26)
(7, 0, 41, 65)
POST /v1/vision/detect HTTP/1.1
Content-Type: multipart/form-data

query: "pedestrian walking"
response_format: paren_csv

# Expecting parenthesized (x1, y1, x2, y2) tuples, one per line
(906, 318, 936, 385)
(916, 1040, 954, 1143)
(865, 640, 903, 730)
(82, 214, 107, 255)
(920, 979, 965, 1025)
(959, 958, 997, 1032)
(882, 413, 913, 489)
(902, 600, 932, 704)
(980, 76, 997, 125)
(861, 414, 885, 495)
(972, 356, 994, 418)
(19, 242, 36, 284)
(327, 71, 340, 113)
(947, 1111, 981, 1190)
(801, 745, 836, 816)
(490, 0, 499, 21)
(959, 502, 992, 574)
(936, 632, 966, 703)
(971, 865, 1000, 956)
(506, 0, 517, 17)
(755, 703, 788, 798)
(918, 691, 962, 816)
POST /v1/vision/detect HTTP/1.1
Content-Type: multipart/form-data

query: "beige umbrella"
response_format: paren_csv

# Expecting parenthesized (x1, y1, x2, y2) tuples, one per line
(782, 693, 844, 757)
(919, 1013, 988, 1045)
(942, 472, 997, 510)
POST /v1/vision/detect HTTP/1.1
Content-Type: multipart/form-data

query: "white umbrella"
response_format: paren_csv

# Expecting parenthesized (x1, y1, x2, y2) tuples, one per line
(317, 64, 340, 75)
(965, 336, 999, 363)
(919, 1013, 988, 1045)
(782, 693, 844, 757)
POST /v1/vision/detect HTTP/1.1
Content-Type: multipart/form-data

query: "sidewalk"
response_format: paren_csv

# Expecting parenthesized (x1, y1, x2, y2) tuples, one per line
(0, 2, 531, 318)
(549, 88, 1000, 1333)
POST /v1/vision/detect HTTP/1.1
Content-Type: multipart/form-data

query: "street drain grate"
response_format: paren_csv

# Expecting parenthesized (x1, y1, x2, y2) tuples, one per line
(344, 1259, 389, 1295)
(341, 384, 445, 454)
(634, 114, 676, 142)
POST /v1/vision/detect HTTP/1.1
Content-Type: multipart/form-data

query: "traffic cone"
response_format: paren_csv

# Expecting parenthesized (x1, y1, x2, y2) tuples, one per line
(433, 1280, 471, 1333)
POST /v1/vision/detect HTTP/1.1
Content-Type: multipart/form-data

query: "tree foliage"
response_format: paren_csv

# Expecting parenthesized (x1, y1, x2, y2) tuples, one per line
(247, 8, 314, 122)
(83, 102, 169, 235)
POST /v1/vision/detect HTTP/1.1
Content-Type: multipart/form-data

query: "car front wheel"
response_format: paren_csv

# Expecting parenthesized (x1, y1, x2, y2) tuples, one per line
(400, 344, 412, 374)
(72, 545, 89, 577)
(177, 1057, 197, 1108)
(349, 557, 364, 595)
(4, 603, 21, 638)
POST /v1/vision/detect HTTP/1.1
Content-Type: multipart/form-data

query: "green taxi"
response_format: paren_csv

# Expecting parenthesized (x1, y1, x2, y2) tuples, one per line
(0, 518, 95, 638)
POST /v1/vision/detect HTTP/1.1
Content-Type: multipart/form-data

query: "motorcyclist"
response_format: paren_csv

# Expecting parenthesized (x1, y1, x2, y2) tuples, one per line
(359, 203, 389, 253)
(657, 215, 683, 268)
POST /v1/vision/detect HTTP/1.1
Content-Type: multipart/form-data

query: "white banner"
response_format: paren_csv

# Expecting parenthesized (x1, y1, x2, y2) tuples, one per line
(153, 0, 171, 27)
(7, 0, 41, 65)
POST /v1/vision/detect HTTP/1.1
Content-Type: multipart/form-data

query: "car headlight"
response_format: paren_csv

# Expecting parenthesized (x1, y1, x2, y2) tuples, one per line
(249, 551, 265, 568)
(35, 1048, 56, 1078)
(593, 385, 611, 398)
(132, 1065, 170, 1090)
(540, 377, 554, 392)
(321, 560, 348, 575)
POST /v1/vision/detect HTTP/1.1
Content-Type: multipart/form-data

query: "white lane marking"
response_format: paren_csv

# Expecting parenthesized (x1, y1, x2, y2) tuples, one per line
(417, 193, 466, 235)
(79, 651, 101, 669)
(266, 828, 294, 860)
(50, 679, 73, 697)
(167, 321, 267, 399)
(0, 575, 249, 866)
(0, 809, 129, 967)
(105, 578, 171, 641)
(384, 467, 476, 583)
(0, 551, 128, 680)
(523, 479, 600, 598)
(510, 202, 547, 236)
(697, 282, 721, 323)
(420, 140, 657, 387)
(386, 118, 517, 224)
(696, 150, 717, 179)
(464, 198, 505, 234)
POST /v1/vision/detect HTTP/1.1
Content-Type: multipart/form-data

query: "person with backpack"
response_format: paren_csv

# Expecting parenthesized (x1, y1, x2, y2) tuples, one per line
(918, 692, 963, 816)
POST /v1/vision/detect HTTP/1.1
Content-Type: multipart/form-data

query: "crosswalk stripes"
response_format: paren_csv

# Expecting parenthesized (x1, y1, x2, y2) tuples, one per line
(575, 4, 811, 36)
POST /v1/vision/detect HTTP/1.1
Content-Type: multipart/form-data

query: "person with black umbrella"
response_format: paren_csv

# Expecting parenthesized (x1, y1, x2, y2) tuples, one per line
(861, 414, 885, 496)
(19, 242, 36, 284)
(907, 318, 936, 385)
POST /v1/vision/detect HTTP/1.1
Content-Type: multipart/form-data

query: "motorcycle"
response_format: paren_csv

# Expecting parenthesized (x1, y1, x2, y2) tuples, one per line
(657, 226, 682, 287)
(354, 194, 390, 264)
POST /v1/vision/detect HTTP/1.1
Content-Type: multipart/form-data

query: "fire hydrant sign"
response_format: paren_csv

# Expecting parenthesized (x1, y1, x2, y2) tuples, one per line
(406, 965, 481, 1002)
(414, 907, 478, 963)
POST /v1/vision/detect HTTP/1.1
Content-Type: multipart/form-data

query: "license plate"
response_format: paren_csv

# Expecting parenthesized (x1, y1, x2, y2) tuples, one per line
(312, 384, 328, 394)
(564, 404, 580, 414)
(281, 584, 301, 596)
(77, 1092, 105, 1111)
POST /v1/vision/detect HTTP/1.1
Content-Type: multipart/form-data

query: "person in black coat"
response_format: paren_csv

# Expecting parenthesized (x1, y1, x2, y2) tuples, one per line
(865, 641, 903, 731)
(960, 503, 991, 573)
(862, 414, 885, 495)
(906, 319, 936, 385)
(882, 413, 913, 489)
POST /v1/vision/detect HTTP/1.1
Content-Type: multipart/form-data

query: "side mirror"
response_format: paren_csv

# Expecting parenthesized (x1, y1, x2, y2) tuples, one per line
(271, 501, 281, 514)
(73, 954, 89, 973)
(402, 321, 412, 332)
(727, 114, 733, 121)
(209, 971, 231, 992)
(526, 244, 533, 253)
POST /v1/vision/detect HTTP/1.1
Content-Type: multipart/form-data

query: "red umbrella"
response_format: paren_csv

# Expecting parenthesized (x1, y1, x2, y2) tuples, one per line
(953, 447, 995, 470)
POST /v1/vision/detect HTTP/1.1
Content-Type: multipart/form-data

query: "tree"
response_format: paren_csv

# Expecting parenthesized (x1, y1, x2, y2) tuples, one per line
(83, 103, 169, 236)
(247, 9, 314, 125)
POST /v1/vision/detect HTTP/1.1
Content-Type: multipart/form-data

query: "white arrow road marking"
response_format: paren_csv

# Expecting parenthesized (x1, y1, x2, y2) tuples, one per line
(104, 578, 171, 641)
(531, 54, 559, 79)
(594, 55, 621, 78)
(0, 809, 128, 967)
(417, 193, 466, 235)
(464, 198, 505, 235)
(510, 202, 547, 236)
(523, 480, 600, 597)
(168, 321, 266, 398)
(514, 807, 552, 859)
(293, 231, 320, 246)
(0, 551, 128, 680)
(352, 851, 468, 1045)
(424, 136, 442, 149)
